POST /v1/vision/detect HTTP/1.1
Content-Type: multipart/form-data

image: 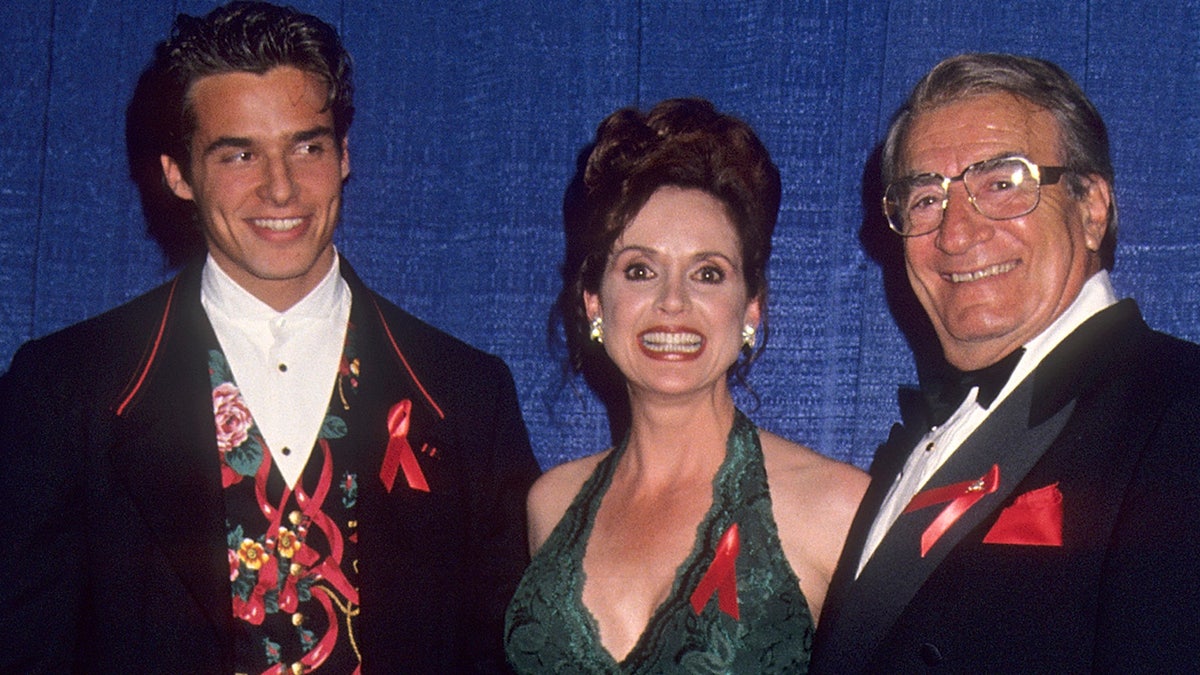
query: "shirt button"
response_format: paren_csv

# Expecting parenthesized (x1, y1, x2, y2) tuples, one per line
(278, 363, 288, 372)
(281, 446, 291, 456)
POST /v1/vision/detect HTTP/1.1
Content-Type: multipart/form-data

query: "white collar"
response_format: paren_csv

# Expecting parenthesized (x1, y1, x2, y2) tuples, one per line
(200, 249, 345, 321)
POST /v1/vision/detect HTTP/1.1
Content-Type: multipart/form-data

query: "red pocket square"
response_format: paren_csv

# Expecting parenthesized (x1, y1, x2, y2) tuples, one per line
(983, 482, 1063, 546)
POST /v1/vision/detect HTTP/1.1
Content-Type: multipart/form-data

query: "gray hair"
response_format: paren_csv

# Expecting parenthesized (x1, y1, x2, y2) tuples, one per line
(882, 53, 1117, 269)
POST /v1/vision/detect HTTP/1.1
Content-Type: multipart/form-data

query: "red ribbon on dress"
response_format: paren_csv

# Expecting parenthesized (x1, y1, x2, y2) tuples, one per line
(903, 464, 1000, 557)
(379, 400, 429, 493)
(689, 523, 740, 620)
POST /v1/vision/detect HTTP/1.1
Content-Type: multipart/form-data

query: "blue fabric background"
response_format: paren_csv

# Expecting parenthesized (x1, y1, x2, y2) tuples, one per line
(2, 1, 1197, 470)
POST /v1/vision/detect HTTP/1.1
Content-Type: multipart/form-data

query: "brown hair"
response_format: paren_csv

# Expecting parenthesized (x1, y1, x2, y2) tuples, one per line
(558, 97, 780, 386)
(154, 1, 354, 175)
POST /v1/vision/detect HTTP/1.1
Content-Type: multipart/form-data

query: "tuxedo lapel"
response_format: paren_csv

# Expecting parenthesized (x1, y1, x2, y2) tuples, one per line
(106, 267, 233, 641)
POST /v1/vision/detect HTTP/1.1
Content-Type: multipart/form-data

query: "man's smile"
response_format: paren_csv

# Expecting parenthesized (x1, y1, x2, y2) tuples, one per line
(250, 217, 304, 232)
(945, 260, 1018, 284)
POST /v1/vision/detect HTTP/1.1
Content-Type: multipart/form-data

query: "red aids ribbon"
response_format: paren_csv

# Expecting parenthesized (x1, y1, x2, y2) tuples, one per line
(903, 464, 1000, 557)
(380, 400, 430, 493)
(689, 523, 740, 620)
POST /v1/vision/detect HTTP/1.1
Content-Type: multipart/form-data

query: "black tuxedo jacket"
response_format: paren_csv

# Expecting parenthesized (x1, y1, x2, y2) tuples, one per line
(0, 259, 540, 673)
(812, 301, 1200, 673)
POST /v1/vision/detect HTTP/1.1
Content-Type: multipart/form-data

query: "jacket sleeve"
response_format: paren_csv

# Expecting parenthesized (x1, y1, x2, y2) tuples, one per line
(462, 354, 540, 673)
(1095, 389, 1200, 671)
(0, 338, 89, 672)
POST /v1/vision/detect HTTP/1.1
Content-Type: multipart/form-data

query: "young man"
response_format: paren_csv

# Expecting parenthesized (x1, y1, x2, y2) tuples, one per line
(0, 3, 539, 672)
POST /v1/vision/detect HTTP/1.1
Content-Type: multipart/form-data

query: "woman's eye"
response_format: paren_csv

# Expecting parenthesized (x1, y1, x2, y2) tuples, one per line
(695, 266, 725, 283)
(623, 263, 653, 280)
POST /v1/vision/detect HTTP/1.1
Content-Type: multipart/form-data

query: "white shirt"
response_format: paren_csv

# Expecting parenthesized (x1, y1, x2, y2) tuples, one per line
(856, 271, 1119, 576)
(200, 252, 352, 488)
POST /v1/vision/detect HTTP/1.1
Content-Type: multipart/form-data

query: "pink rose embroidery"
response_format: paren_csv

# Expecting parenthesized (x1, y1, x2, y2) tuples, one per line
(212, 382, 253, 454)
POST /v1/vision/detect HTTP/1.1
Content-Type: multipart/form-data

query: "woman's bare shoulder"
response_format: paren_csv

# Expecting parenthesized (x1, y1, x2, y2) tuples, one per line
(756, 428, 869, 619)
(526, 449, 612, 553)
(756, 429, 868, 562)
(758, 429, 867, 507)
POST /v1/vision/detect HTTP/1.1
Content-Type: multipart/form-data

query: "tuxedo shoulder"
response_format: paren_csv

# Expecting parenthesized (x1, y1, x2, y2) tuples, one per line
(364, 291, 515, 386)
(5, 277, 179, 377)
(1129, 327, 1200, 394)
(368, 292, 502, 359)
(1144, 327, 1200, 365)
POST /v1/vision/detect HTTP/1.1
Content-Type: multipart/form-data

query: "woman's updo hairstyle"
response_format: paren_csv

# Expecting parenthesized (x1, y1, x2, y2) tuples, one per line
(558, 97, 781, 388)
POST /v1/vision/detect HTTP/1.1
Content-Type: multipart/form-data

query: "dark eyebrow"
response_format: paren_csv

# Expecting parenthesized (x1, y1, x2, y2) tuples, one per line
(293, 126, 335, 144)
(200, 125, 336, 158)
(201, 136, 252, 158)
(609, 245, 740, 269)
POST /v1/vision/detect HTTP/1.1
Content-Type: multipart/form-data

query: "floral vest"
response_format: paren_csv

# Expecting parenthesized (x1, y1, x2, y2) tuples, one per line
(211, 323, 363, 675)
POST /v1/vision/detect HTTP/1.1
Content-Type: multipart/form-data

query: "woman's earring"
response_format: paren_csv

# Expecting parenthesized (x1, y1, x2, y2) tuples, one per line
(741, 324, 757, 350)
(589, 317, 604, 344)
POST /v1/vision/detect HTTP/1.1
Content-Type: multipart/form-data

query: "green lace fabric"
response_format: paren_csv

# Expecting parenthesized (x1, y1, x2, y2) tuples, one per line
(505, 410, 813, 673)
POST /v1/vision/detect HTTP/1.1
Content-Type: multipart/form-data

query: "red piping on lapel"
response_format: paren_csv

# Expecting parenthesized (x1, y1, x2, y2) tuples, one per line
(114, 276, 180, 417)
(370, 295, 445, 420)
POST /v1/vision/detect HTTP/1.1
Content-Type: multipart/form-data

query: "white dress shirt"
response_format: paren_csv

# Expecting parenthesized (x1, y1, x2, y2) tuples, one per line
(857, 271, 1119, 576)
(200, 252, 352, 488)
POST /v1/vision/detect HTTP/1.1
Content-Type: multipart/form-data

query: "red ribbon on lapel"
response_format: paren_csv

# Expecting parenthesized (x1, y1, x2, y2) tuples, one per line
(380, 400, 429, 493)
(689, 523, 740, 620)
(903, 464, 1000, 557)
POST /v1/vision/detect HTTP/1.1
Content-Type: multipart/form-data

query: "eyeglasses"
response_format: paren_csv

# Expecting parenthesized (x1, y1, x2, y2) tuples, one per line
(883, 155, 1070, 237)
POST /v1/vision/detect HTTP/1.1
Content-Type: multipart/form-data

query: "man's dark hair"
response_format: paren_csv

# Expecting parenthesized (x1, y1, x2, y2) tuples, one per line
(155, 0, 354, 175)
(882, 53, 1118, 269)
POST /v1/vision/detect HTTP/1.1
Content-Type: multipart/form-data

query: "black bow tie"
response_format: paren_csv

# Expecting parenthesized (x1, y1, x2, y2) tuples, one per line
(922, 348, 1025, 428)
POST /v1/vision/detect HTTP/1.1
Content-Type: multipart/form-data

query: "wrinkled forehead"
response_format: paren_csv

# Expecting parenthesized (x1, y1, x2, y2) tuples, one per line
(900, 92, 1066, 176)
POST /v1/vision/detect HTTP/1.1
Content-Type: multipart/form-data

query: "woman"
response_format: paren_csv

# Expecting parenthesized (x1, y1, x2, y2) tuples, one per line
(505, 98, 867, 672)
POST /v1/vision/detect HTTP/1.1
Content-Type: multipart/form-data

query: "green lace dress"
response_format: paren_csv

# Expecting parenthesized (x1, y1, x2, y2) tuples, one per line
(505, 410, 814, 673)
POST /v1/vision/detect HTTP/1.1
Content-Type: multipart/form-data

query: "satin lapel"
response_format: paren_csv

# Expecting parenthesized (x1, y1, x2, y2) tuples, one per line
(814, 415, 924, 667)
(106, 268, 233, 641)
(830, 374, 1074, 671)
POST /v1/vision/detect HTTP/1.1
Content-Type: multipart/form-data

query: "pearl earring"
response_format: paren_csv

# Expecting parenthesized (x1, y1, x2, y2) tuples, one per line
(589, 317, 604, 344)
(741, 324, 757, 350)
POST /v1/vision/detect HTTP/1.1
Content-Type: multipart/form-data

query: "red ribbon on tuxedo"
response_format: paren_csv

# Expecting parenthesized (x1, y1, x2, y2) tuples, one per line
(689, 523, 740, 620)
(380, 400, 430, 492)
(903, 464, 999, 556)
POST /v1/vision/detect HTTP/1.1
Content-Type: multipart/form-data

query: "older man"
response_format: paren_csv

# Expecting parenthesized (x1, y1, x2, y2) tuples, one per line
(0, 2, 539, 672)
(812, 53, 1200, 672)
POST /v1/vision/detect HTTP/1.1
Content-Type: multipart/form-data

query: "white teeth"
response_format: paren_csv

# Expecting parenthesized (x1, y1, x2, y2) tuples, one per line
(254, 218, 302, 232)
(641, 331, 702, 353)
(949, 261, 1016, 283)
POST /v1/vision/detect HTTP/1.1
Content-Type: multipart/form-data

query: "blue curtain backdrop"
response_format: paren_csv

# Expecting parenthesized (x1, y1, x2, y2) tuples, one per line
(3, 1, 1197, 470)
